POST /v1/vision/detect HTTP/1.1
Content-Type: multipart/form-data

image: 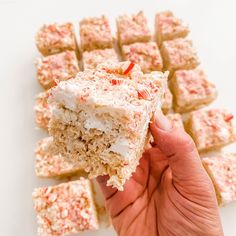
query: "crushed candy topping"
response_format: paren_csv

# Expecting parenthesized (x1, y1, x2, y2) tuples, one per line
(123, 62, 135, 75)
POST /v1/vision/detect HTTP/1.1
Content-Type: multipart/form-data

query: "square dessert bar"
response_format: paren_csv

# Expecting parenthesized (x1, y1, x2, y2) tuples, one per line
(170, 68, 217, 113)
(202, 154, 236, 206)
(155, 11, 189, 45)
(36, 23, 77, 56)
(116, 11, 151, 45)
(34, 91, 52, 131)
(161, 38, 199, 76)
(121, 42, 163, 73)
(79, 15, 113, 51)
(35, 50, 80, 90)
(83, 48, 119, 70)
(48, 61, 166, 190)
(33, 179, 99, 236)
(186, 108, 236, 153)
(166, 113, 184, 129)
(161, 86, 173, 114)
(35, 137, 83, 178)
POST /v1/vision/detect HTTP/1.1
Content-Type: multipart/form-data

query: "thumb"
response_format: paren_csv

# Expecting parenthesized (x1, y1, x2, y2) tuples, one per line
(150, 110, 205, 184)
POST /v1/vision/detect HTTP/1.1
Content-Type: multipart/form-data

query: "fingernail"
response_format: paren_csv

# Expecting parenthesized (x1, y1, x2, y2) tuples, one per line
(154, 110, 172, 131)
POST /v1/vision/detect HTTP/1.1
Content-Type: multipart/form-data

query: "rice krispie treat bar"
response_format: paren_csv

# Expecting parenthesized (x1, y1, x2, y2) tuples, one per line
(166, 113, 184, 129)
(35, 137, 84, 178)
(36, 23, 77, 56)
(170, 68, 217, 113)
(35, 51, 79, 90)
(155, 11, 189, 45)
(121, 42, 163, 73)
(35, 91, 52, 131)
(48, 61, 167, 190)
(116, 11, 151, 45)
(202, 154, 236, 206)
(161, 38, 199, 76)
(33, 179, 99, 236)
(186, 108, 236, 153)
(79, 16, 113, 51)
(161, 86, 173, 114)
(83, 48, 119, 70)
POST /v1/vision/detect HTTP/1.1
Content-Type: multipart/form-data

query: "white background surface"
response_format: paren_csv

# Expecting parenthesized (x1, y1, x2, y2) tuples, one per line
(0, 0, 236, 235)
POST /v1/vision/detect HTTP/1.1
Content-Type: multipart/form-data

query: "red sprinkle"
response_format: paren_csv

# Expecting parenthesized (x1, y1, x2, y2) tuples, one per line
(123, 62, 135, 75)
(44, 216, 52, 226)
(43, 103, 49, 109)
(111, 78, 122, 85)
(225, 114, 234, 122)
(137, 89, 151, 100)
(53, 79, 59, 86)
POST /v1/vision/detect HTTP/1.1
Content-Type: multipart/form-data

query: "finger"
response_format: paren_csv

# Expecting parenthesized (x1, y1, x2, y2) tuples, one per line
(97, 156, 149, 218)
(150, 110, 205, 184)
(96, 155, 148, 200)
(144, 147, 169, 184)
(106, 176, 146, 218)
(96, 175, 118, 200)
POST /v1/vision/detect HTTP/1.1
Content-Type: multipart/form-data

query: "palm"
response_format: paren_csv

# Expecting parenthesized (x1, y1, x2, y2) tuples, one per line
(98, 147, 221, 236)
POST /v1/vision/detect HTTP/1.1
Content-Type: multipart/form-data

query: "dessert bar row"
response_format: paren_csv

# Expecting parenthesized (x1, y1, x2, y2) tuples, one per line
(35, 38, 199, 89)
(36, 11, 188, 55)
(35, 11, 217, 115)
(35, 10, 198, 83)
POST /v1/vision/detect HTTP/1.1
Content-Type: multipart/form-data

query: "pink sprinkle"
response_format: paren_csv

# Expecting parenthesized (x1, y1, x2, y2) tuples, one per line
(225, 114, 234, 122)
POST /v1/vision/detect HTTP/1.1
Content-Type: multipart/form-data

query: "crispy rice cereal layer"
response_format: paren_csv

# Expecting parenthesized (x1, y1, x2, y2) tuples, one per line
(170, 68, 217, 113)
(187, 108, 236, 153)
(33, 179, 99, 236)
(36, 23, 77, 56)
(35, 51, 79, 90)
(35, 137, 83, 178)
(202, 154, 236, 206)
(35, 91, 52, 131)
(83, 48, 119, 70)
(155, 11, 189, 45)
(48, 61, 166, 190)
(166, 113, 184, 129)
(79, 16, 113, 51)
(116, 11, 151, 45)
(161, 86, 173, 114)
(122, 42, 163, 73)
(161, 38, 199, 76)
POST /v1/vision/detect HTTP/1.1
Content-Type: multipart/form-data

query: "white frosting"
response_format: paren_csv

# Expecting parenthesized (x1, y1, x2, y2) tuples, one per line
(84, 115, 112, 132)
(218, 127, 231, 141)
(109, 138, 130, 160)
(51, 82, 80, 111)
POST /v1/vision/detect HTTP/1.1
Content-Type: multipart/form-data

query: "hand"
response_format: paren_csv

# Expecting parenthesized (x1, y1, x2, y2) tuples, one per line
(97, 111, 223, 236)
